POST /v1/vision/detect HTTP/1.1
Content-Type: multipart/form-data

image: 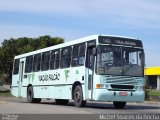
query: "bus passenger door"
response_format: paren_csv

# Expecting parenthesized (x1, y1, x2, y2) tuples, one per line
(18, 59, 24, 97)
(86, 41, 96, 100)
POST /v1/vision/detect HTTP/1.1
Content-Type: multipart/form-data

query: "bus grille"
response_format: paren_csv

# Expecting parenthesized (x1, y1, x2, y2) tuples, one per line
(105, 76, 139, 85)
(110, 84, 134, 89)
(105, 76, 142, 90)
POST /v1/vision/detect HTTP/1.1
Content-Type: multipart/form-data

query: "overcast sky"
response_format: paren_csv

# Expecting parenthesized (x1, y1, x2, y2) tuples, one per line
(0, 0, 160, 67)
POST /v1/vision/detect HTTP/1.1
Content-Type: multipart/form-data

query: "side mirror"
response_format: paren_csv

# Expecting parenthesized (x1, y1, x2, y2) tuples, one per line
(93, 47, 97, 56)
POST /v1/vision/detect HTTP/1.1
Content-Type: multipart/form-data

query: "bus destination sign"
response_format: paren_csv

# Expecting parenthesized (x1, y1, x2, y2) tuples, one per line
(98, 36, 143, 47)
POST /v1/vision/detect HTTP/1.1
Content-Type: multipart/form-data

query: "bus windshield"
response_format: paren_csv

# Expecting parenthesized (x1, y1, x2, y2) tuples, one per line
(96, 45, 144, 77)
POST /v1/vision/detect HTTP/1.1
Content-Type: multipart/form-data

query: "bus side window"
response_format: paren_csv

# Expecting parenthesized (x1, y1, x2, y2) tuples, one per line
(33, 54, 41, 72)
(79, 43, 86, 65)
(13, 59, 20, 74)
(72, 43, 86, 67)
(72, 45, 79, 66)
(41, 51, 50, 71)
(60, 47, 72, 68)
(55, 50, 60, 69)
(25, 56, 33, 73)
(25, 57, 29, 73)
(50, 51, 55, 70)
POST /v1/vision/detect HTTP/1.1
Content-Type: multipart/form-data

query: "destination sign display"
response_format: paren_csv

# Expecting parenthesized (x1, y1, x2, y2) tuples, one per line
(98, 36, 143, 47)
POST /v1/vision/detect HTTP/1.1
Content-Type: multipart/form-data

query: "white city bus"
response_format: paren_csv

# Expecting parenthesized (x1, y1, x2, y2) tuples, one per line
(11, 35, 145, 108)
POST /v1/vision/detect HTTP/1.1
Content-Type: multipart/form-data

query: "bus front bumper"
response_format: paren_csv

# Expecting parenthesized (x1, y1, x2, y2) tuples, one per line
(93, 89, 144, 102)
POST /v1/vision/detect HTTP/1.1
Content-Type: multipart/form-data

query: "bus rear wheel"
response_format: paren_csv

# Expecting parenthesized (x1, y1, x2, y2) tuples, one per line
(73, 85, 86, 107)
(27, 86, 41, 103)
(55, 99, 69, 105)
(113, 101, 126, 109)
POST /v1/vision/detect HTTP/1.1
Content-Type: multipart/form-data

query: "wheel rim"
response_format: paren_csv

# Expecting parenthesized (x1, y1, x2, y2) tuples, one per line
(28, 90, 32, 101)
(75, 90, 81, 103)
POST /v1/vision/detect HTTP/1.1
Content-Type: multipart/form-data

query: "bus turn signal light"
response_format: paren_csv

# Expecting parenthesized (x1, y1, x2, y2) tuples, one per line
(96, 84, 104, 88)
(96, 84, 101, 88)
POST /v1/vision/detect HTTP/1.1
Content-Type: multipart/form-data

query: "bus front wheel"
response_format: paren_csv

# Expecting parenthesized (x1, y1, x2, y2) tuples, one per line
(27, 86, 41, 103)
(73, 85, 86, 107)
(113, 101, 126, 109)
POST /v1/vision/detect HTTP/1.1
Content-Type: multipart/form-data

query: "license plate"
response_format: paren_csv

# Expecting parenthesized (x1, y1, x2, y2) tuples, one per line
(119, 91, 128, 96)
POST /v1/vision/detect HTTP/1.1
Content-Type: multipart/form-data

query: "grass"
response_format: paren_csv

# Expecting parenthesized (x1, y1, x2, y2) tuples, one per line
(0, 91, 12, 97)
(145, 89, 160, 101)
(148, 89, 160, 97)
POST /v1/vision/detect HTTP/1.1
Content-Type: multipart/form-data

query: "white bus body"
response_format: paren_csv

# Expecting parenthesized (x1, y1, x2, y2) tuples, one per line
(11, 35, 145, 108)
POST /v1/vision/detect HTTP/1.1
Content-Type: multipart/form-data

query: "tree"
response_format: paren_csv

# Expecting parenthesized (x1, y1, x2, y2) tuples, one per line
(0, 35, 64, 83)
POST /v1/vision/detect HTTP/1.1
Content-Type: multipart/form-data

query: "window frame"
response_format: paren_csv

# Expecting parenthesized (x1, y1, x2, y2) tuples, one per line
(50, 50, 55, 70)
(33, 53, 41, 72)
(60, 46, 72, 68)
(41, 51, 50, 71)
(55, 50, 60, 69)
(71, 43, 86, 67)
(25, 56, 33, 73)
(13, 59, 20, 75)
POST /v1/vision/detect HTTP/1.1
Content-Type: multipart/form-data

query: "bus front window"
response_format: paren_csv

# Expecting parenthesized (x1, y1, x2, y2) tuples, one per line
(96, 45, 144, 77)
(122, 48, 143, 76)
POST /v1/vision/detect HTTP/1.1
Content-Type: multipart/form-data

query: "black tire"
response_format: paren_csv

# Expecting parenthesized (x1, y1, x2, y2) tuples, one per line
(27, 86, 41, 103)
(74, 85, 86, 107)
(34, 98, 41, 103)
(113, 101, 126, 109)
(55, 99, 69, 105)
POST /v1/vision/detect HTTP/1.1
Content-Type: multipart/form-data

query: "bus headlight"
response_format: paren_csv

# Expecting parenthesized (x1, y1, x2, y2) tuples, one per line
(134, 86, 138, 89)
(139, 86, 144, 90)
(105, 84, 109, 88)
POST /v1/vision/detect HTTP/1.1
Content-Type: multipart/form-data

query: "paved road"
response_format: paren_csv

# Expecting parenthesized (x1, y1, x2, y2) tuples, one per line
(0, 97, 160, 120)
(0, 97, 160, 114)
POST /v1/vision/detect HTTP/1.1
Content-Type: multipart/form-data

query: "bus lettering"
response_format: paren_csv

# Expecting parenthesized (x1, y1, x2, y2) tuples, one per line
(49, 73, 60, 81)
(38, 73, 60, 82)
(39, 75, 48, 81)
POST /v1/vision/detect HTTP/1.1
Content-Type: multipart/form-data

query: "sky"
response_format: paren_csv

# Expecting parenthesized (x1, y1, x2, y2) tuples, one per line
(0, 0, 160, 67)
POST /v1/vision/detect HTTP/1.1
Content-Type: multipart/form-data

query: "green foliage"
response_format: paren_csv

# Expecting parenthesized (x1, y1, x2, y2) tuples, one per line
(145, 89, 160, 101)
(145, 89, 150, 100)
(0, 35, 64, 83)
(0, 91, 12, 97)
(148, 89, 160, 97)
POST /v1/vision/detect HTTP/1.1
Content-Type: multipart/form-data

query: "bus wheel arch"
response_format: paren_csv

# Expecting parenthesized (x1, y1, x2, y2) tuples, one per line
(27, 84, 41, 103)
(72, 81, 81, 99)
(72, 82, 86, 107)
(27, 84, 34, 103)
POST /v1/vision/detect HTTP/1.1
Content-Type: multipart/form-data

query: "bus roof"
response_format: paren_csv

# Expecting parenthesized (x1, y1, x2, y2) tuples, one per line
(14, 34, 140, 59)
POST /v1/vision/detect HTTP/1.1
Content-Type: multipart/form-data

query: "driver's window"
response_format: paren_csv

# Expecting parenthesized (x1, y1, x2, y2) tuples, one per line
(113, 47, 122, 66)
(97, 46, 113, 67)
(129, 52, 137, 64)
(123, 51, 129, 64)
(101, 52, 113, 62)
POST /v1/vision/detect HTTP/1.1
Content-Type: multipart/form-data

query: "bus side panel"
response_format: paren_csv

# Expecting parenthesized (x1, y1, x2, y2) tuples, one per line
(52, 68, 73, 99)
(55, 66, 85, 100)
(33, 87, 40, 98)
(19, 66, 86, 100)
(48, 86, 55, 98)
(11, 75, 19, 97)
(22, 87, 27, 98)
(34, 71, 49, 98)
(57, 85, 72, 99)
(11, 87, 19, 97)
